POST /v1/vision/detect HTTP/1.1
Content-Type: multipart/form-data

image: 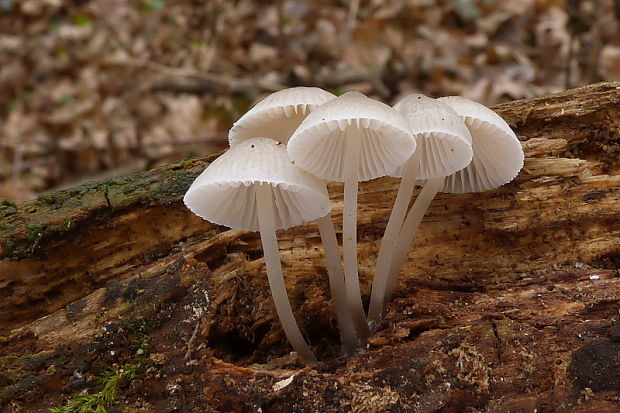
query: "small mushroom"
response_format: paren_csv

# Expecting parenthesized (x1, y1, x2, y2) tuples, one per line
(368, 94, 473, 327)
(383, 96, 524, 306)
(227, 87, 357, 355)
(229, 86, 336, 145)
(436, 96, 524, 193)
(288, 91, 415, 343)
(183, 138, 334, 361)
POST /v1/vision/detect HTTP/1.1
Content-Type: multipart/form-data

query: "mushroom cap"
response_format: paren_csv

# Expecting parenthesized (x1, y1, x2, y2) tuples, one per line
(389, 94, 473, 179)
(184, 138, 331, 231)
(437, 96, 524, 193)
(228, 87, 336, 146)
(287, 91, 415, 182)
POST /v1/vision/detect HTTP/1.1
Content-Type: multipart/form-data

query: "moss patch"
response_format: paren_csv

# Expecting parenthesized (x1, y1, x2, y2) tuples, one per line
(49, 364, 140, 413)
(0, 200, 17, 217)
(0, 153, 222, 261)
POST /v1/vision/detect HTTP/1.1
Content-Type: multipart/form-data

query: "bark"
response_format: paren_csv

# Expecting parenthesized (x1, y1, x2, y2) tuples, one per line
(1, 82, 620, 412)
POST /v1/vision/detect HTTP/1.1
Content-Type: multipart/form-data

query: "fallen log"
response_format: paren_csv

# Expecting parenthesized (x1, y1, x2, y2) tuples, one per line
(1, 82, 619, 412)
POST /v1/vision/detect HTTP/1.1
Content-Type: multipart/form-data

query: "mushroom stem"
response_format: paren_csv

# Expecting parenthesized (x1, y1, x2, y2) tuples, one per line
(316, 214, 359, 355)
(383, 177, 444, 309)
(367, 154, 419, 328)
(343, 126, 370, 343)
(255, 182, 317, 361)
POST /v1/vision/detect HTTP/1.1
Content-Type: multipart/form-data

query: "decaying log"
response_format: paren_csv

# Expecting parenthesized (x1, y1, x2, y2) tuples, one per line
(1, 82, 620, 412)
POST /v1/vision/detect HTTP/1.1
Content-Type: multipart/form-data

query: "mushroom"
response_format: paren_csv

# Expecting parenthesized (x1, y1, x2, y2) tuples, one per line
(288, 91, 415, 343)
(367, 94, 473, 327)
(382, 96, 524, 307)
(226, 87, 358, 355)
(229, 86, 336, 145)
(183, 137, 336, 361)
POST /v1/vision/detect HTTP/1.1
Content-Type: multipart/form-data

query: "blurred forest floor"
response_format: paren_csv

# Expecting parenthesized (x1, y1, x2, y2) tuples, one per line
(1, 0, 620, 202)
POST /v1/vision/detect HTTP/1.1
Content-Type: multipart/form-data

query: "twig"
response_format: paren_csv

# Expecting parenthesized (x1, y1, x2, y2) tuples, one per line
(112, 58, 395, 99)
(149, 65, 392, 98)
(184, 319, 202, 360)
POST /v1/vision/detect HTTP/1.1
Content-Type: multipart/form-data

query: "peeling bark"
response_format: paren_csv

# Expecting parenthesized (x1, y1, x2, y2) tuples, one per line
(1, 82, 620, 412)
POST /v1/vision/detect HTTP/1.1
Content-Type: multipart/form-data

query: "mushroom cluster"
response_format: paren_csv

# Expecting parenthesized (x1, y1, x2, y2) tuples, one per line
(184, 87, 524, 361)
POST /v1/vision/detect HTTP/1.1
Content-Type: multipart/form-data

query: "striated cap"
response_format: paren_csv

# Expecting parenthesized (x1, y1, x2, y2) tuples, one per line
(228, 87, 336, 146)
(184, 138, 331, 231)
(390, 94, 473, 179)
(287, 91, 415, 182)
(437, 96, 524, 193)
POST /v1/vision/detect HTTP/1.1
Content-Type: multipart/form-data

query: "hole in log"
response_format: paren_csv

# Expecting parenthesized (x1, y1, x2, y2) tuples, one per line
(201, 265, 342, 364)
(194, 245, 228, 268)
(588, 249, 620, 270)
(207, 326, 269, 362)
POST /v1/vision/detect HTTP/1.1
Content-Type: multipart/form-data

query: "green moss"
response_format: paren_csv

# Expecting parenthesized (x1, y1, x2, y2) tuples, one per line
(0, 352, 56, 401)
(0, 374, 45, 403)
(0, 222, 16, 232)
(0, 200, 17, 217)
(127, 318, 154, 356)
(0, 369, 21, 384)
(23, 224, 65, 257)
(0, 154, 223, 261)
(100, 184, 112, 208)
(37, 193, 57, 205)
(0, 355, 23, 385)
(2, 238, 16, 255)
(27, 182, 102, 213)
(0, 355, 21, 369)
(4, 222, 74, 260)
(148, 170, 196, 204)
(121, 178, 158, 196)
(127, 318, 154, 336)
(107, 177, 129, 186)
(49, 364, 139, 413)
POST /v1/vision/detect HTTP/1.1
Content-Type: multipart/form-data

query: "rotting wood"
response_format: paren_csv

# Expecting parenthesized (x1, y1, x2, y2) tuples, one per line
(1, 82, 619, 412)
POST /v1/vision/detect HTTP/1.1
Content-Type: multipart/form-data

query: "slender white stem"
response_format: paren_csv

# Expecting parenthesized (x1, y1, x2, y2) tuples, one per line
(367, 154, 419, 328)
(256, 183, 316, 361)
(343, 127, 370, 344)
(383, 177, 444, 309)
(317, 214, 359, 355)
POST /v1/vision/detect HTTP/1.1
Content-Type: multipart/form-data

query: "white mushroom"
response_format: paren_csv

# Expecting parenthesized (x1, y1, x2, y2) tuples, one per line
(229, 86, 336, 146)
(368, 94, 473, 327)
(437, 96, 524, 193)
(227, 87, 358, 355)
(288, 91, 415, 344)
(383, 96, 524, 307)
(183, 138, 333, 361)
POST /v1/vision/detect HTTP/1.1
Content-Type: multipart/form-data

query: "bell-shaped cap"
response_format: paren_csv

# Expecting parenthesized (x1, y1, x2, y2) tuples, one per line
(184, 138, 331, 231)
(437, 96, 524, 193)
(228, 87, 336, 146)
(390, 94, 473, 179)
(287, 91, 415, 182)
